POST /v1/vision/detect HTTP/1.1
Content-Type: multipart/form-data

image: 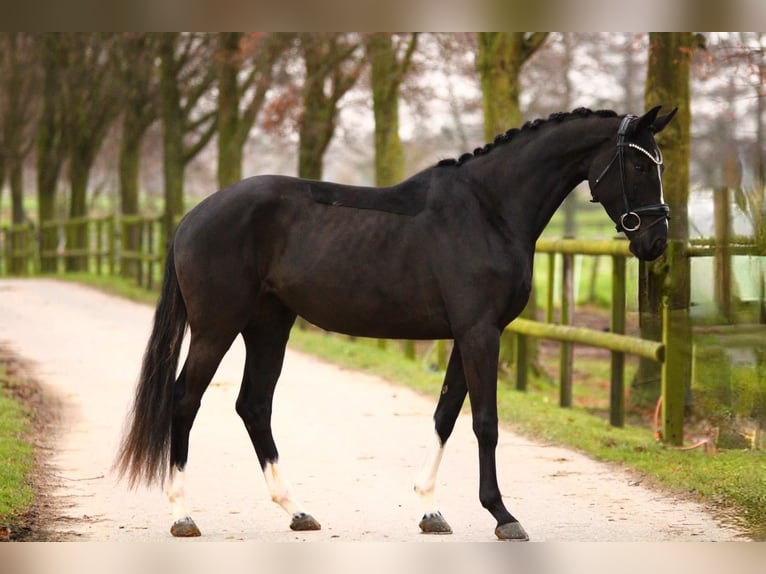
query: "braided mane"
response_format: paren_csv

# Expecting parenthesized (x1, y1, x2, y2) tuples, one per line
(436, 108, 619, 168)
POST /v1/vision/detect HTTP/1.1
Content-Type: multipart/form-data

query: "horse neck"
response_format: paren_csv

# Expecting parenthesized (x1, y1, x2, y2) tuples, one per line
(462, 119, 616, 242)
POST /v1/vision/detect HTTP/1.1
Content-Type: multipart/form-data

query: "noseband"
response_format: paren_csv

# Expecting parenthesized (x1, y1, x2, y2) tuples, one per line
(592, 115, 670, 233)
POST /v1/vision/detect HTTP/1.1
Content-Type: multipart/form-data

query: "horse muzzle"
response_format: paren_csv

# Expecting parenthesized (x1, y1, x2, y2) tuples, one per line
(629, 234, 667, 262)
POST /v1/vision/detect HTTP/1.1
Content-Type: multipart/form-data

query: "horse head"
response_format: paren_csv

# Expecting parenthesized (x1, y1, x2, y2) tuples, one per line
(588, 106, 677, 261)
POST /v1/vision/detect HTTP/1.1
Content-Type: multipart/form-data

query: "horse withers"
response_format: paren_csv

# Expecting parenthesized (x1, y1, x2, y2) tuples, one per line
(116, 106, 676, 540)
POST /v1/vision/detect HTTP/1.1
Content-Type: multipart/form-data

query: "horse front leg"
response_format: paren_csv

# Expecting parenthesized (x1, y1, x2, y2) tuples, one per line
(458, 324, 529, 541)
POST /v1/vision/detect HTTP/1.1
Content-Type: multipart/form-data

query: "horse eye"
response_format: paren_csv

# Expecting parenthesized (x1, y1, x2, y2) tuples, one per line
(634, 164, 645, 173)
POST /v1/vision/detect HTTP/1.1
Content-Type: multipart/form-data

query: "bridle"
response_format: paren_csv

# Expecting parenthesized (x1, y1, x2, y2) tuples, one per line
(592, 115, 670, 233)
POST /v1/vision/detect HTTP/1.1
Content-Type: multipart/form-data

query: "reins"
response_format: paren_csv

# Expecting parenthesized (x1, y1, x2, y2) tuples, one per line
(593, 115, 670, 233)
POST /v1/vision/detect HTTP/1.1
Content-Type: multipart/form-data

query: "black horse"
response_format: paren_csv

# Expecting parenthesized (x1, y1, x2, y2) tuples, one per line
(116, 106, 676, 541)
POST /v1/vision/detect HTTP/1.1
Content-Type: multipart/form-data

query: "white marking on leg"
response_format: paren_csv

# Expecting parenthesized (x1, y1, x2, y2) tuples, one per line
(414, 432, 445, 515)
(167, 467, 191, 523)
(263, 461, 307, 517)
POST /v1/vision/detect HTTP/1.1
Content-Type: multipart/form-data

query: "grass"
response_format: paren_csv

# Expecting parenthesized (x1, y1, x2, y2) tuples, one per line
(19, 272, 766, 539)
(288, 328, 766, 540)
(0, 362, 35, 525)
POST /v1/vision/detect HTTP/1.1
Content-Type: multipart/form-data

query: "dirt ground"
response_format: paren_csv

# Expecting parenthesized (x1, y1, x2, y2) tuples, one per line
(0, 278, 749, 542)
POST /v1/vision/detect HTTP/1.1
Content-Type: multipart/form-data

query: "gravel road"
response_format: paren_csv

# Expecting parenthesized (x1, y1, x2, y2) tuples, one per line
(0, 278, 747, 542)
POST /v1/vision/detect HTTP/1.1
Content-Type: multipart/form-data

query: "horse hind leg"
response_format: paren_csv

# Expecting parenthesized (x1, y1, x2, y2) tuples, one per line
(414, 346, 467, 535)
(236, 300, 320, 532)
(168, 331, 237, 537)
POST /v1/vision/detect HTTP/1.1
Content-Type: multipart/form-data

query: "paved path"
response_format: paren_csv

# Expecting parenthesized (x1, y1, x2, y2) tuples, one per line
(0, 278, 746, 541)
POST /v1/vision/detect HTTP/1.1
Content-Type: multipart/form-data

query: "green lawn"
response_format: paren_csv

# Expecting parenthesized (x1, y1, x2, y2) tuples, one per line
(288, 327, 766, 540)
(0, 363, 35, 525)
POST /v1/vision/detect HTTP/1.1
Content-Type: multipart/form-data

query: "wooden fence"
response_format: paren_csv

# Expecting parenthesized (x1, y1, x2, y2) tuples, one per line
(2, 213, 762, 445)
(2, 214, 166, 290)
(508, 238, 664, 429)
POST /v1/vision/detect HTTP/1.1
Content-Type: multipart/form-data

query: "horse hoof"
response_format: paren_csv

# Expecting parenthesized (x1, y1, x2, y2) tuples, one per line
(419, 512, 453, 534)
(170, 516, 201, 537)
(495, 521, 529, 541)
(290, 512, 321, 531)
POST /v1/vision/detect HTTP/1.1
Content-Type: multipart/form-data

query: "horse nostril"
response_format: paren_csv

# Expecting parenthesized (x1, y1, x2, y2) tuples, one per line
(646, 237, 667, 261)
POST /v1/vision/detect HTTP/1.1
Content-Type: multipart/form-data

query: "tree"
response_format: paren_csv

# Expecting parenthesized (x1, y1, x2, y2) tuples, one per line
(476, 32, 548, 374)
(59, 33, 122, 271)
(0, 33, 39, 229)
(476, 33, 548, 140)
(216, 33, 289, 189)
(159, 33, 217, 237)
(631, 33, 697, 423)
(297, 33, 364, 180)
(365, 33, 418, 187)
(116, 34, 159, 219)
(36, 34, 68, 272)
(114, 33, 160, 277)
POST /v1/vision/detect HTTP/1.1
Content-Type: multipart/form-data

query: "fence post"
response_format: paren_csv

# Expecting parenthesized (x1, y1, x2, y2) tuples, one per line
(0, 227, 6, 274)
(28, 222, 37, 275)
(559, 252, 574, 407)
(137, 219, 145, 288)
(96, 218, 103, 275)
(515, 332, 528, 391)
(147, 220, 155, 291)
(546, 253, 556, 323)
(56, 221, 64, 272)
(610, 254, 627, 427)
(660, 239, 690, 446)
(108, 215, 116, 275)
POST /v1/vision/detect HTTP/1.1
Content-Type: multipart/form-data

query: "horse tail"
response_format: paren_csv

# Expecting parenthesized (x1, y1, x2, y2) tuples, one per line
(115, 244, 187, 488)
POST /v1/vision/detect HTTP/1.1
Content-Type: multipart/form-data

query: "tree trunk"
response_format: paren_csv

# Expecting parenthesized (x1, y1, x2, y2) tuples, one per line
(0, 156, 5, 217)
(476, 32, 548, 376)
(298, 34, 362, 181)
(298, 80, 335, 180)
(477, 33, 522, 140)
(631, 32, 694, 412)
(367, 33, 416, 187)
(476, 33, 547, 140)
(160, 33, 186, 236)
(66, 144, 93, 271)
(2, 32, 38, 273)
(366, 33, 417, 352)
(217, 32, 244, 189)
(9, 159, 24, 225)
(114, 33, 160, 277)
(756, 39, 766, 251)
(119, 114, 143, 278)
(159, 33, 216, 239)
(36, 34, 66, 273)
(8, 158, 25, 274)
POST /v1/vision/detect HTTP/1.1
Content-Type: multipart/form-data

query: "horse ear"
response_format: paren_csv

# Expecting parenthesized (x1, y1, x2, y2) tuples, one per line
(634, 106, 662, 133)
(649, 107, 678, 134)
